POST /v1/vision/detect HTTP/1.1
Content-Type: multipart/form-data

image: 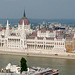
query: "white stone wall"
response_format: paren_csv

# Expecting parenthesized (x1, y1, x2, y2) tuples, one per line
(0, 20, 66, 54)
(37, 30, 56, 38)
(18, 24, 32, 34)
(52, 38, 66, 53)
(27, 37, 66, 53)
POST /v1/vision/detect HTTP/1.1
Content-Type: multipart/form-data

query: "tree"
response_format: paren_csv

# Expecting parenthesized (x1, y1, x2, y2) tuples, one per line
(20, 57, 27, 73)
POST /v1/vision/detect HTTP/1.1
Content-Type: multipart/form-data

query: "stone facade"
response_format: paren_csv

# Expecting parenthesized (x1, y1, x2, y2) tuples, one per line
(0, 13, 66, 54)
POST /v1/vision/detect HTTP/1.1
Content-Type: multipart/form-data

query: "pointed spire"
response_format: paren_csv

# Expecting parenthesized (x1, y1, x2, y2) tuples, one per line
(22, 20, 24, 25)
(5, 20, 9, 37)
(39, 24, 40, 30)
(7, 20, 8, 26)
(24, 10, 26, 17)
(21, 20, 24, 37)
(6, 20, 9, 29)
(47, 25, 49, 30)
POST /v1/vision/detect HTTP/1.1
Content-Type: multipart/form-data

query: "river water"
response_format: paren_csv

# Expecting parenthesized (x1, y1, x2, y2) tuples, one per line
(0, 54, 75, 75)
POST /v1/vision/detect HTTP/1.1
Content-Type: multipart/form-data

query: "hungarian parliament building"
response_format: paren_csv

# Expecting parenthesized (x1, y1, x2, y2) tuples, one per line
(0, 12, 74, 55)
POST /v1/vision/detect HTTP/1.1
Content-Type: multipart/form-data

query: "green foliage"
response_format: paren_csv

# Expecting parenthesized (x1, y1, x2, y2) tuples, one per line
(20, 57, 27, 73)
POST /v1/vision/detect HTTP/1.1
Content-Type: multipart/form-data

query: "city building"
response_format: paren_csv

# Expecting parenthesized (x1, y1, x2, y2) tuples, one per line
(0, 11, 67, 54)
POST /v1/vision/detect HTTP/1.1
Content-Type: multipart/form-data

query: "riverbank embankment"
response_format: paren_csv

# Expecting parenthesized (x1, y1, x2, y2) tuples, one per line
(0, 50, 75, 59)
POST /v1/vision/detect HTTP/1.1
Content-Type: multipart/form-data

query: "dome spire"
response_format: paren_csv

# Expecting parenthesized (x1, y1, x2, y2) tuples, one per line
(24, 10, 26, 17)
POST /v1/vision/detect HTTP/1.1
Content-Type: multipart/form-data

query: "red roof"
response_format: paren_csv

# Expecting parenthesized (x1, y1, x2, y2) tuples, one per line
(27, 32, 37, 39)
(37, 37, 44, 40)
(41, 29, 46, 33)
(57, 37, 64, 39)
(2, 27, 6, 30)
(11, 33, 16, 36)
(31, 32, 37, 36)
(19, 17, 30, 25)
(46, 37, 54, 40)
(0, 27, 6, 32)
(56, 31, 63, 33)
(0, 28, 2, 31)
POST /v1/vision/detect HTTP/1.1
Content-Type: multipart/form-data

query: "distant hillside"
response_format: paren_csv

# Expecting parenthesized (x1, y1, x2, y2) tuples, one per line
(0, 18, 75, 27)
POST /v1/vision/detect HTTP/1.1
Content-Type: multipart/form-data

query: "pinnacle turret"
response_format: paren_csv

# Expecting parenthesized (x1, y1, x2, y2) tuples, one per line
(5, 20, 9, 37)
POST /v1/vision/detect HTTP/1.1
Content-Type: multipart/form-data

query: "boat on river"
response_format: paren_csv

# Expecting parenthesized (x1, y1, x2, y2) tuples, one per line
(0, 63, 59, 75)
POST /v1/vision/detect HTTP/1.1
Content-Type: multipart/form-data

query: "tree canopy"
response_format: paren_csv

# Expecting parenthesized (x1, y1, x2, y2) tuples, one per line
(20, 57, 27, 73)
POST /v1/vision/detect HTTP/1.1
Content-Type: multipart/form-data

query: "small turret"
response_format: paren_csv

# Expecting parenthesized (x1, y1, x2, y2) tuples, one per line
(39, 24, 40, 30)
(21, 20, 27, 49)
(6, 20, 9, 29)
(46, 25, 49, 30)
(21, 20, 25, 38)
(5, 20, 9, 37)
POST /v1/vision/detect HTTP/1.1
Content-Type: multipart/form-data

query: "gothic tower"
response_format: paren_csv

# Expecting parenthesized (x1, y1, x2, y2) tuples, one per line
(5, 20, 9, 38)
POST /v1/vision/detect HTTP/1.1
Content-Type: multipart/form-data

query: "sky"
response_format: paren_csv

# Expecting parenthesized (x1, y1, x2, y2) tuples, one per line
(0, 0, 75, 19)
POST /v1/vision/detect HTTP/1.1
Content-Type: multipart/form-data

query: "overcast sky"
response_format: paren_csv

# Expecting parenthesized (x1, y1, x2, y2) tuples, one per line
(0, 0, 75, 19)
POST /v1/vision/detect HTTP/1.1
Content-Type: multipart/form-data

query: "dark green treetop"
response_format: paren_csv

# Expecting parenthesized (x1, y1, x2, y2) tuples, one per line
(20, 57, 27, 73)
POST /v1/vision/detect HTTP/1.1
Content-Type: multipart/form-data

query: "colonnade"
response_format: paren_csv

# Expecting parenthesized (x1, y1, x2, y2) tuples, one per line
(27, 44, 54, 50)
(7, 39, 21, 48)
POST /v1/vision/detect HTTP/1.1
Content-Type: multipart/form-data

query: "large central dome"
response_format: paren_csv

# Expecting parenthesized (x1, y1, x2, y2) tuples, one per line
(19, 11, 30, 25)
(19, 17, 30, 25)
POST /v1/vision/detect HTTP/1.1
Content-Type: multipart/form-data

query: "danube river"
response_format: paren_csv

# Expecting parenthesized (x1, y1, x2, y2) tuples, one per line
(0, 54, 75, 75)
